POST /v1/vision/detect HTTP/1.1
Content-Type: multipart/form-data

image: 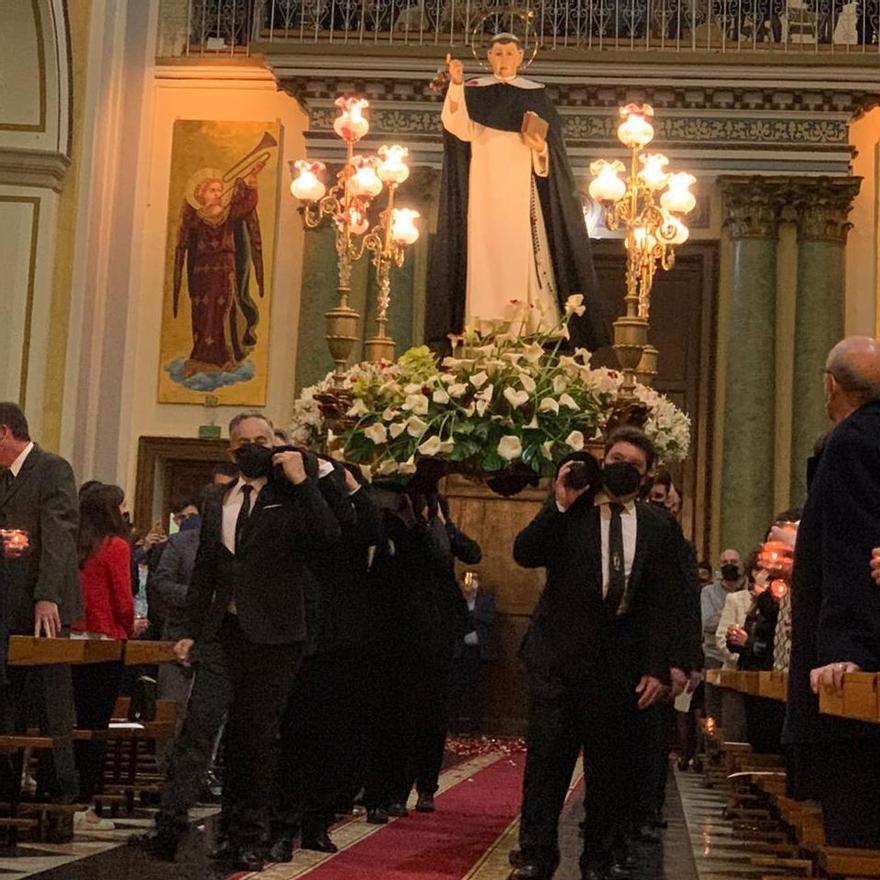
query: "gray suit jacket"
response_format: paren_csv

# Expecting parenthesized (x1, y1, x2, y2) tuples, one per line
(153, 529, 199, 641)
(0, 445, 82, 633)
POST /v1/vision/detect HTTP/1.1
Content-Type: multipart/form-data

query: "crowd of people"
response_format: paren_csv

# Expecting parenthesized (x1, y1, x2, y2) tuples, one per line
(0, 334, 877, 879)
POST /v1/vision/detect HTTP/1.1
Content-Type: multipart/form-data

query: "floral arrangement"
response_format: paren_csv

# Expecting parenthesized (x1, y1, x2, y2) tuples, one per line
(290, 297, 690, 485)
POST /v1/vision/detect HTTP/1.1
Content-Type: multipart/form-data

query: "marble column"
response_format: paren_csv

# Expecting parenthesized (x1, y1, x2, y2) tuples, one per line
(788, 178, 861, 507)
(718, 179, 783, 557)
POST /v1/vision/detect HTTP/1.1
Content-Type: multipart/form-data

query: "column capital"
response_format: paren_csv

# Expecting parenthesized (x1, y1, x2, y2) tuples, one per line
(788, 177, 862, 243)
(719, 177, 787, 240)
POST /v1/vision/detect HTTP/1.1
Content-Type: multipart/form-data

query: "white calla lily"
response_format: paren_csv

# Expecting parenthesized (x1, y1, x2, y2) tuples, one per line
(347, 398, 369, 417)
(402, 393, 429, 415)
(389, 422, 406, 439)
(538, 397, 559, 414)
(565, 430, 585, 451)
(559, 393, 579, 410)
(418, 436, 444, 456)
(432, 388, 450, 405)
(565, 294, 586, 316)
(377, 459, 399, 476)
(470, 371, 489, 389)
(503, 387, 529, 409)
(363, 423, 388, 445)
(519, 373, 536, 393)
(448, 383, 468, 399)
(406, 416, 428, 437)
(398, 458, 417, 475)
(497, 435, 523, 461)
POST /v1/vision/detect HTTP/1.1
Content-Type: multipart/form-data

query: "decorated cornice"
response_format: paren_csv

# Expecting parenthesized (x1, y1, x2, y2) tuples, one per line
(719, 175, 862, 241)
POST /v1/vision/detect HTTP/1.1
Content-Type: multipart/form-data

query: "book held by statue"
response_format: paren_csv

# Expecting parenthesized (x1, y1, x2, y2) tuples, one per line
(521, 111, 549, 140)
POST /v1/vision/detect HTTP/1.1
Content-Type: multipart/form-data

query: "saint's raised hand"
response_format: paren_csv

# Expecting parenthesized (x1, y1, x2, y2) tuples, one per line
(446, 53, 463, 85)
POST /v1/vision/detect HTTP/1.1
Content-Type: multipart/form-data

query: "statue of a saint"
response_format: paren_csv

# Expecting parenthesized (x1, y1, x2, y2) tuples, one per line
(426, 33, 611, 349)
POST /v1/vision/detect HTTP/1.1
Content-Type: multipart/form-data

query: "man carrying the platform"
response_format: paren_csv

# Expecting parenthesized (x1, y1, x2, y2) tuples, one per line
(427, 33, 610, 350)
(510, 428, 680, 880)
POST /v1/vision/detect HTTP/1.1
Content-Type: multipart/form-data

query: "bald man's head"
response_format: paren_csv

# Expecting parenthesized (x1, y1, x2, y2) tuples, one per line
(824, 336, 880, 423)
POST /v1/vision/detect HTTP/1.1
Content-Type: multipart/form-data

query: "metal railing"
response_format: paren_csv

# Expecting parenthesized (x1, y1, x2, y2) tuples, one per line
(164, 0, 880, 56)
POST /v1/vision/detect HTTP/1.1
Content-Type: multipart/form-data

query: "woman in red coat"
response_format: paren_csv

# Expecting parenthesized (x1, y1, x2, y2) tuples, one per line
(71, 483, 134, 831)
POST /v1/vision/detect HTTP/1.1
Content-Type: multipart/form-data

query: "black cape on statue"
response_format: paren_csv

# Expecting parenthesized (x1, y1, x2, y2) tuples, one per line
(426, 79, 611, 351)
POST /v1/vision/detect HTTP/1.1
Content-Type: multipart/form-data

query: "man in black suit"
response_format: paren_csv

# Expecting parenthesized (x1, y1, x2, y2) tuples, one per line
(784, 336, 880, 848)
(268, 458, 383, 862)
(0, 402, 81, 821)
(510, 428, 680, 880)
(135, 412, 340, 871)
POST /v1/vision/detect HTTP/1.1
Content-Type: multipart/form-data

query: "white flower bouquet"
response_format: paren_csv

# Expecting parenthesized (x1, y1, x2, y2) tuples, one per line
(290, 297, 690, 490)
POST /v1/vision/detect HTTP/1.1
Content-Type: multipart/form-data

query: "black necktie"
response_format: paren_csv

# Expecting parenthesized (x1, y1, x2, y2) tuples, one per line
(1, 470, 13, 492)
(605, 502, 626, 616)
(234, 484, 253, 554)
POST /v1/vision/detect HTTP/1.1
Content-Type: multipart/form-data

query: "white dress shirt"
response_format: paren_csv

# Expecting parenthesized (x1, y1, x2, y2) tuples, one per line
(594, 492, 637, 599)
(221, 476, 267, 554)
(8, 441, 34, 477)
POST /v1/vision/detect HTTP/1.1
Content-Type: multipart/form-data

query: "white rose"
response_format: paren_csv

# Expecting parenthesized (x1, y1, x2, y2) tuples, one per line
(538, 397, 559, 415)
(364, 422, 388, 445)
(470, 371, 488, 389)
(418, 436, 444, 456)
(564, 294, 586, 317)
(406, 416, 428, 437)
(565, 430, 585, 451)
(432, 389, 450, 405)
(559, 393, 579, 410)
(503, 387, 529, 409)
(497, 435, 523, 461)
(347, 399, 369, 417)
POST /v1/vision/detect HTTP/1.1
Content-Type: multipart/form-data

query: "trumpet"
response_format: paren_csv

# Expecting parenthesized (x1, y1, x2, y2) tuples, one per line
(221, 131, 278, 196)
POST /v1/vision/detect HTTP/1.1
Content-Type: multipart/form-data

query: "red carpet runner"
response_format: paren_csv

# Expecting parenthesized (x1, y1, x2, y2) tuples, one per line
(298, 753, 523, 880)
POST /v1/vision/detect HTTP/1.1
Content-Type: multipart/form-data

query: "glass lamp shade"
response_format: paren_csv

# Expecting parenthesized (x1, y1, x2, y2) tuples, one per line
(391, 208, 420, 245)
(349, 162, 383, 198)
(638, 153, 670, 192)
(333, 97, 370, 143)
(290, 161, 327, 201)
(588, 160, 626, 203)
(617, 103, 655, 149)
(661, 173, 697, 215)
(378, 145, 410, 184)
(665, 214, 689, 246)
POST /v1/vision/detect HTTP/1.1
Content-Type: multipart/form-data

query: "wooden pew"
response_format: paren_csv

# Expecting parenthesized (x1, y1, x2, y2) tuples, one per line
(818, 672, 880, 724)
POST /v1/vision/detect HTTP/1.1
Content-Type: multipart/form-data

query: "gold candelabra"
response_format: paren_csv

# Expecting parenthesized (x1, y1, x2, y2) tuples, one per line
(589, 104, 696, 395)
(290, 97, 420, 380)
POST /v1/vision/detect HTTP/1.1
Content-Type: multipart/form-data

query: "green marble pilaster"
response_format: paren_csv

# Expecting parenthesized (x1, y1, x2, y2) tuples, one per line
(719, 179, 782, 556)
(788, 178, 860, 507)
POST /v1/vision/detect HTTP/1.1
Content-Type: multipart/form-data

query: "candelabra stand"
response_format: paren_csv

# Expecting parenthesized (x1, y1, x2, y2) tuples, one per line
(589, 104, 696, 396)
(291, 98, 419, 382)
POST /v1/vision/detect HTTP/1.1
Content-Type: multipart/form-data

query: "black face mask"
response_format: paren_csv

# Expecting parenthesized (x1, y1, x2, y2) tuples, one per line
(720, 563, 741, 582)
(602, 461, 642, 499)
(233, 444, 274, 479)
(649, 498, 666, 508)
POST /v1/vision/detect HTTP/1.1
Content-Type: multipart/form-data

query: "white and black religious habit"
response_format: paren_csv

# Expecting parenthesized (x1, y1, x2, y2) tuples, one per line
(426, 74, 611, 350)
